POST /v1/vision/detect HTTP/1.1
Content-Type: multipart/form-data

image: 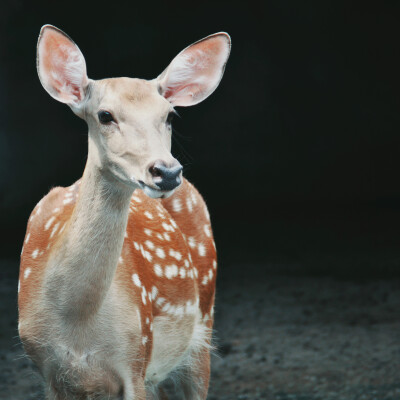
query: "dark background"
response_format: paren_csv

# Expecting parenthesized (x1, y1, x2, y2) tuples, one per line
(1, 1, 400, 274)
(1, 1, 400, 399)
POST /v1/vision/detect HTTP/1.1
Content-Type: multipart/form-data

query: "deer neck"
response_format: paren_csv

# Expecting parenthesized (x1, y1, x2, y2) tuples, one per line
(46, 144, 134, 322)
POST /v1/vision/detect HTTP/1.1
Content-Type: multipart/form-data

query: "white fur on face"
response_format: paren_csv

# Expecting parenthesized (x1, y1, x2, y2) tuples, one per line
(140, 183, 176, 199)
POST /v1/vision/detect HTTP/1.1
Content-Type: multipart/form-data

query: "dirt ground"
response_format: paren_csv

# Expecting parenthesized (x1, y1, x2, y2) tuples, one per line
(1, 259, 400, 400)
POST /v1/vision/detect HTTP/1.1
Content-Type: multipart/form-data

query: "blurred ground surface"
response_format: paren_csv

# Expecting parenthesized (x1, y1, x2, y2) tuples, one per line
(1, 259, 399, 400)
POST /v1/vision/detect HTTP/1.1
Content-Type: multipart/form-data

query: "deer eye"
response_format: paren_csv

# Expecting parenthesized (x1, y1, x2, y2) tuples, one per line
(98, 110, 114, 124)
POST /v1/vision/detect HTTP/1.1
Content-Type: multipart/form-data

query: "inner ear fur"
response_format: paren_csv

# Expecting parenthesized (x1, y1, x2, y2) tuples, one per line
(157, 32, 231, 107)
(37, 25, 89, 106)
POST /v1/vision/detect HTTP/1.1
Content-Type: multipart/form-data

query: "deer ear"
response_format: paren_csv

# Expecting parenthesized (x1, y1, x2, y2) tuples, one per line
(37, 25, 89, 106)
(157, 32, 231, 107)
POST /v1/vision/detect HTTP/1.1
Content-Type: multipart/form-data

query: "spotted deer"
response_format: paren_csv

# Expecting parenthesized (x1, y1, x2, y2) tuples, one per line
(18, 25, 230, 399)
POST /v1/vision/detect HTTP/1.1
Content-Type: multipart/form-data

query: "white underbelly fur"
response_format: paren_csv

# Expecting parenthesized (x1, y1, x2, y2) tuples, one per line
(146, 312, 210, 385)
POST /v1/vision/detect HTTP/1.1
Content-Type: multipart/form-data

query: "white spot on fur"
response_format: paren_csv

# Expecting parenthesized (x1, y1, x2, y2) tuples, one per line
(140, 245, 153, 262)
(191, 191, 198, 205)
(156, 248, 165, 259)
(184, 259, 190, 268)
(213, 260, 217, 269)
(32, 249, 39, 259)
(146, 317, 150, 325)
(156, 233, 164, 241)
(202, 275, 208, 285)
(198, 242, 206, 256)
(141, 287, 147, 305)
(144, 211, 153, 219)
(132, 195, 142, 202)
(59, 223, 66, 235)
(156, 297, 166, 306)
(169, 249, 182, 260)
(25, 233, 30, 244)
(63, 198, 73, 205)
(208, 269, 213, 280)
(204, 206, 210, 220)
(163, 232, 171, 241)
(188, 236, 196, 249)
(165, 264, 178, 279)
(144, 228, 152, 236)
(151, 286, 158, 300)
(145, 240, 155, 250)
(172, 198, 182, 212)
(24, 268, 32, 279)
(132, 273, 141, 287)
(50, 222, 60, 238)
(186, 197, 193, 212)
(154, 264, 163, 277)
(44, 216, 56, 231)
(204, 224, 211, 237)
(133, 242, 140, 250)
(142, 336, 148, 345)
(193, 267, 199, 278)
(179, 267, 186, 278)
(162, 222, 172, 231)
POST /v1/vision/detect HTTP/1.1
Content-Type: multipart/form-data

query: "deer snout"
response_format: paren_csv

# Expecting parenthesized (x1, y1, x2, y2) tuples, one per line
(148, 160, 183, 191)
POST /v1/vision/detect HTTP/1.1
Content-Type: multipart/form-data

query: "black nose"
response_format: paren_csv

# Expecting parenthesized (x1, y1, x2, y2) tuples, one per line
(149, 160, 183, 191)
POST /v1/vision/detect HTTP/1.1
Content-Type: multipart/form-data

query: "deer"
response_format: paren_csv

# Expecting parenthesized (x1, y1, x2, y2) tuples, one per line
(18, 25, 230, 399)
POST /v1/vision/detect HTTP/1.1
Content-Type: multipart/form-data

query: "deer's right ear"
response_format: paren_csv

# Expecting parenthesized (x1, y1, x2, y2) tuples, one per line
(37, 25, 88, 106)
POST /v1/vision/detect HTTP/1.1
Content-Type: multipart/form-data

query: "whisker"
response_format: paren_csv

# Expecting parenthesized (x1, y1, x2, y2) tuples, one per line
(172, 128, 194, 169)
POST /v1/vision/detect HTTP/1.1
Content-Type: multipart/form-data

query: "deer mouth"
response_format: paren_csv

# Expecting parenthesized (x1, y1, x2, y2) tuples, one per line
(138, 181, 175, 199)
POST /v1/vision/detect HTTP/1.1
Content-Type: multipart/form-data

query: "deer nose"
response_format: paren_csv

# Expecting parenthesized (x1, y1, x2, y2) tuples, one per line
(149, 160, 183, 191)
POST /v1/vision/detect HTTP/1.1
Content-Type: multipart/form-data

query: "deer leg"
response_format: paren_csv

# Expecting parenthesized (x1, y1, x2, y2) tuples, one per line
(180, 347, 211, 400)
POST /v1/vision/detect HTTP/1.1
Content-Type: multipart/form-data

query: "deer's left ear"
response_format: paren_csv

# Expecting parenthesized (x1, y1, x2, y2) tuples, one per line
(157, 33, 231, 107)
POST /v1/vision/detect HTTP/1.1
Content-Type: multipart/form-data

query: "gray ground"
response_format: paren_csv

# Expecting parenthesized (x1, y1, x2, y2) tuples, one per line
(1, 259, 400, 400)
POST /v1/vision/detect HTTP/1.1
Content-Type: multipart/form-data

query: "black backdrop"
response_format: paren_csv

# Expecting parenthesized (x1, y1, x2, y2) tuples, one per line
(1, 1, 400, 276)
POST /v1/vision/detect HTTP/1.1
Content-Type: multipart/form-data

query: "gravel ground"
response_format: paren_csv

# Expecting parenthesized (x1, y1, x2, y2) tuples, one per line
(1, 260, 400, 400)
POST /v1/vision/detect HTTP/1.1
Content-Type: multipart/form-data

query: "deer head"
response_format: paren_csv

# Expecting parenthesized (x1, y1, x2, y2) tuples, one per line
(37, 25, 231, 198)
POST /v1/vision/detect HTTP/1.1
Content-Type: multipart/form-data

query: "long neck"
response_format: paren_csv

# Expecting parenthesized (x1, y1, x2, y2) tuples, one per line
(46, 156, 133, 321)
